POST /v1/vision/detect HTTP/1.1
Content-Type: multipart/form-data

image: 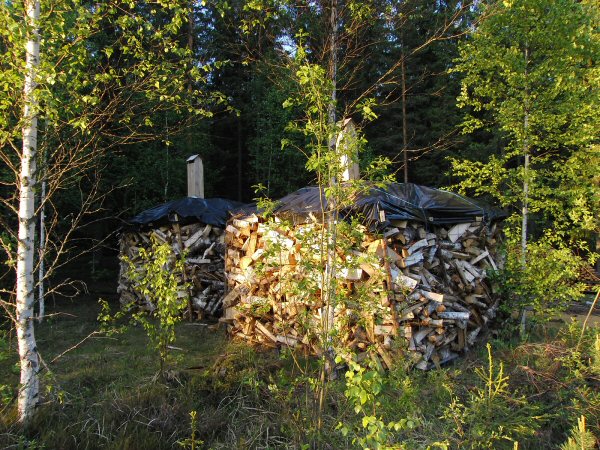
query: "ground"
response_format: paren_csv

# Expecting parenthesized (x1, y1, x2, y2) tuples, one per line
(0, 282, 599, 449)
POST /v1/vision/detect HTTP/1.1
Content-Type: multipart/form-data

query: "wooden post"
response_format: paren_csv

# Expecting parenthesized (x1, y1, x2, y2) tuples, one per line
(186, 154, 204, 198)
(382, 237, 400, 337)
(336, 118, 360, 182)
(172, 215, 194, 322)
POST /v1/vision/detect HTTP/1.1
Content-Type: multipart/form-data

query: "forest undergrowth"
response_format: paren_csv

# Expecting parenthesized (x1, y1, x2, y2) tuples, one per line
(0, 294, 598, 450)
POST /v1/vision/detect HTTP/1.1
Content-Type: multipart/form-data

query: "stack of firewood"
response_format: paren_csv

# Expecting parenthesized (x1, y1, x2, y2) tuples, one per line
(118, 222, 226, 317)
(222, 214, 502, 370)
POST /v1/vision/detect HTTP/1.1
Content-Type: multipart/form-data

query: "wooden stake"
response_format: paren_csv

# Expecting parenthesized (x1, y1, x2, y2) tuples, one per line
(382, 237, 400, 336)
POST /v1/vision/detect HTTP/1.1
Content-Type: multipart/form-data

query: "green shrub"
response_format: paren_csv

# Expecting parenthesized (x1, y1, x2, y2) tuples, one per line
(496, 238, 586, 324)
(338, 359, 417, 449)
(123, 236, 190, 372)
(442, 344, 544, 449)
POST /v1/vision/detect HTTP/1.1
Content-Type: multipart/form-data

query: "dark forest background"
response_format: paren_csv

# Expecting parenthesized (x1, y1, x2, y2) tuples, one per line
(100, 1, 491, 212)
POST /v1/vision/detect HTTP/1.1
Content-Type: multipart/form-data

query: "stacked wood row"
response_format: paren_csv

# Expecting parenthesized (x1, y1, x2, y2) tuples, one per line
(118, 222, 226, 318)
(222, 214, 503, 370)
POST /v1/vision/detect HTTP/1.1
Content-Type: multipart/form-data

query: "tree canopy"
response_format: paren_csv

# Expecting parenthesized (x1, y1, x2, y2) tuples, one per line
(451, 0, 599, 245)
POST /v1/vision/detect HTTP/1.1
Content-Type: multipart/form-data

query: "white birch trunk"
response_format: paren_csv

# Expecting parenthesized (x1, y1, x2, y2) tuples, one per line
(17, 0, 41, 423)
(38, 175, 46, 323)
(519, 120, 530, 338)
(325, 0, 338, 342)
(401, 34, 408, 184)
(521, 45, 530, 263)
(519, 45, 530, 337)
(522, 149, 529, 259)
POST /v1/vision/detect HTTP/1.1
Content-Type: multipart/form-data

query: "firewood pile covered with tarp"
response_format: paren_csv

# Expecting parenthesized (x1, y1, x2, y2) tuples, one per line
(222, 184, 506, 370)
(118, 197, 245, 318)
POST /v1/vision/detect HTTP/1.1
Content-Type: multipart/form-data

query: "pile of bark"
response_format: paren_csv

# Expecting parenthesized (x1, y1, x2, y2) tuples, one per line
(222, 214, 502, 370)
(118, 222, 226, 318)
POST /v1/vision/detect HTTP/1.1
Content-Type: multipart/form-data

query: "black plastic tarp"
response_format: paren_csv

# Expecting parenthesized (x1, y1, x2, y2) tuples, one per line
(126, 197, 248, 230)
(273, 183, 506, 228)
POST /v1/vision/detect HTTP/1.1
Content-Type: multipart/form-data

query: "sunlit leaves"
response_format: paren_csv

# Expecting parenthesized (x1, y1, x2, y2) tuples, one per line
(124, 237, 190, 369)
(451, 0, 599, 245)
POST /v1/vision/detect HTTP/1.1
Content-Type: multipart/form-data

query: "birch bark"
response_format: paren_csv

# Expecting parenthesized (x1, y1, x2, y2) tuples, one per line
(38, 174, 46, 323)
(401, 34, 408, 184)
(521, 45, 530, 263)
(519, 45, 530, 337)
(16, 0, 41, 423)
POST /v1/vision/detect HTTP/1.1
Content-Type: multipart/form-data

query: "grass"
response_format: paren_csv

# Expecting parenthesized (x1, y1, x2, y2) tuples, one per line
(0, 296, 233, 448)
(1, 294, 599, 449)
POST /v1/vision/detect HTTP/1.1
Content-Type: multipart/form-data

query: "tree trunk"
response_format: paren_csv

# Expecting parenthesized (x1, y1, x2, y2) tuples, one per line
(325, 0, 338, 342)
(237, 117, 243, 201)
(37, 173, 46, 323)
(519, 143, 529, 336)
(17, 0, 41, 423)
(327, 0, 337, 130)
(521, 45, 530, 264)
(522, 147, 529, 259)
(519, 45, 530, 337)
(318, 0, 339, 434)
(401, 50, 408, 184)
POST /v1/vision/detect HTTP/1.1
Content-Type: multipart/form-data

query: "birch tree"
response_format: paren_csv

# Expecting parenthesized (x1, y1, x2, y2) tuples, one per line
(451, 0, 599, 252)
(15, 0, 41, 423)
(450, 0, 599, 325)
(0, 0, 221, 422)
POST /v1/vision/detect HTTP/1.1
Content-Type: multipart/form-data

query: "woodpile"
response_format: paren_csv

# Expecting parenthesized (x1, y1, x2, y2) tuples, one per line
(118, 222, 226, 317)
(222, 214, 503, 370)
